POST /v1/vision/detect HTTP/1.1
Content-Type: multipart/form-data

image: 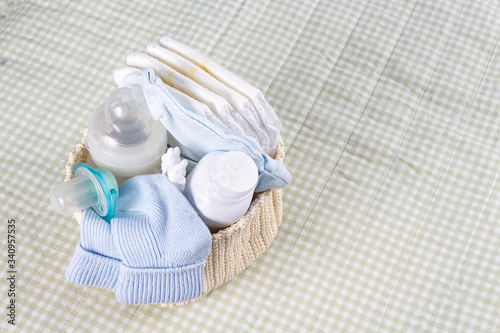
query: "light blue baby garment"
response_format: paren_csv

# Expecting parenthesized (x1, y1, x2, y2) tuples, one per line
(121, 69, 291, 192)
(112, 174, 212, 304)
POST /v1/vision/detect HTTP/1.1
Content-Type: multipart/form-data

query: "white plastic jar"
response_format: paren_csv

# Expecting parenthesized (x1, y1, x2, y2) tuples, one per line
(184, 151, 258, 232)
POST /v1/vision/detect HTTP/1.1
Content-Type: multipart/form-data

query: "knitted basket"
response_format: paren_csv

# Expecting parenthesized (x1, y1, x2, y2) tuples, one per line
(66, 130, 285, 306)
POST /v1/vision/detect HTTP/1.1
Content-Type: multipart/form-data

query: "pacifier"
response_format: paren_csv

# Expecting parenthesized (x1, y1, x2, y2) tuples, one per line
(85, 85, 168, 177)
(50, 163, 119, 221)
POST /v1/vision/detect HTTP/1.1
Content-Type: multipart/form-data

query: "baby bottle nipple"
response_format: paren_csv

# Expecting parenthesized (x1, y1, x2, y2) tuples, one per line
(86, 85, 168, 178)
(104, 86, 152, 146)
(50, 163, 119, 221)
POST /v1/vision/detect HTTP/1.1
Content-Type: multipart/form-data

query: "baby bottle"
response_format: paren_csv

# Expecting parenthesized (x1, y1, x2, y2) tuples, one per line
(184, 151, 258, 232)
(86, 85, 168, 180)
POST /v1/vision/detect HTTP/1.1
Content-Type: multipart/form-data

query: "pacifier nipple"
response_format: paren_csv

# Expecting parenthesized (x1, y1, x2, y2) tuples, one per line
(50, 163, 119, 221)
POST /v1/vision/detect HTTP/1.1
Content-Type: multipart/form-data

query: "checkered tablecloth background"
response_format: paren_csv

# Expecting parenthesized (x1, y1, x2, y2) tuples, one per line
(1, 0, 500, 332)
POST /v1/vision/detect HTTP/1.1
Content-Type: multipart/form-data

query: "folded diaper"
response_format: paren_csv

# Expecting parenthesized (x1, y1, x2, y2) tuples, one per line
(66, 174, 212, 304)
(112, 174, 212, 304)
(159, 36, 282, 139)
(121, 69, 291, 192)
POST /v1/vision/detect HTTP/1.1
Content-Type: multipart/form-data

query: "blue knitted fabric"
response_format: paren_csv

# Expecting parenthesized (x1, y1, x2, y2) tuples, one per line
(66, 209, 121, 290)
(112, 174, 212, 304)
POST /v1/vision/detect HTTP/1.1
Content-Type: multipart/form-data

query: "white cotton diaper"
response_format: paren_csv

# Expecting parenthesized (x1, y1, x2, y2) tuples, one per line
(159, 36, 281, 156)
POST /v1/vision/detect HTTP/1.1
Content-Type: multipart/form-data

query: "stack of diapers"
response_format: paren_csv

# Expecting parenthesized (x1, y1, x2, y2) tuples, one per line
(115, 36, 283, 157)
(113, 36, 291, 192)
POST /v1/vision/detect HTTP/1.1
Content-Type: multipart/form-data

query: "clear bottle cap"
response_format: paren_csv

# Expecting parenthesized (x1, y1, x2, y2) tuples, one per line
(86, 86, 168, 177)
(104, 86, 152, 146)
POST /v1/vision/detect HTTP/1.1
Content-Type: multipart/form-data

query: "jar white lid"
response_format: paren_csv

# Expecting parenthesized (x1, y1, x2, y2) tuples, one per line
(209, 151, 258, 200)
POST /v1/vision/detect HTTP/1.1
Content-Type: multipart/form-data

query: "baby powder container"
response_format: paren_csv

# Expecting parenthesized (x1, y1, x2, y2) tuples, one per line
(86, 85, 168, 179)
(184, 151, 258, 232)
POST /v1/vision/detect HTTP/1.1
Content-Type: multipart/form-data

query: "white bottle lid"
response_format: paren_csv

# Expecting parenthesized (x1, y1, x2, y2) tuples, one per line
(209, 151, 258, 201)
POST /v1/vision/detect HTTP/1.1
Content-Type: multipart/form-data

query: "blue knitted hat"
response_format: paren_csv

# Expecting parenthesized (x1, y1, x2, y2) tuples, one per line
(66, 208, 121, 291)
(111, 174, 212, 304)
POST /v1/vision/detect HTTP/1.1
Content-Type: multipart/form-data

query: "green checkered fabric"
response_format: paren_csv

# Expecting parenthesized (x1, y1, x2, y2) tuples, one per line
(2, 0, 500, 331)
